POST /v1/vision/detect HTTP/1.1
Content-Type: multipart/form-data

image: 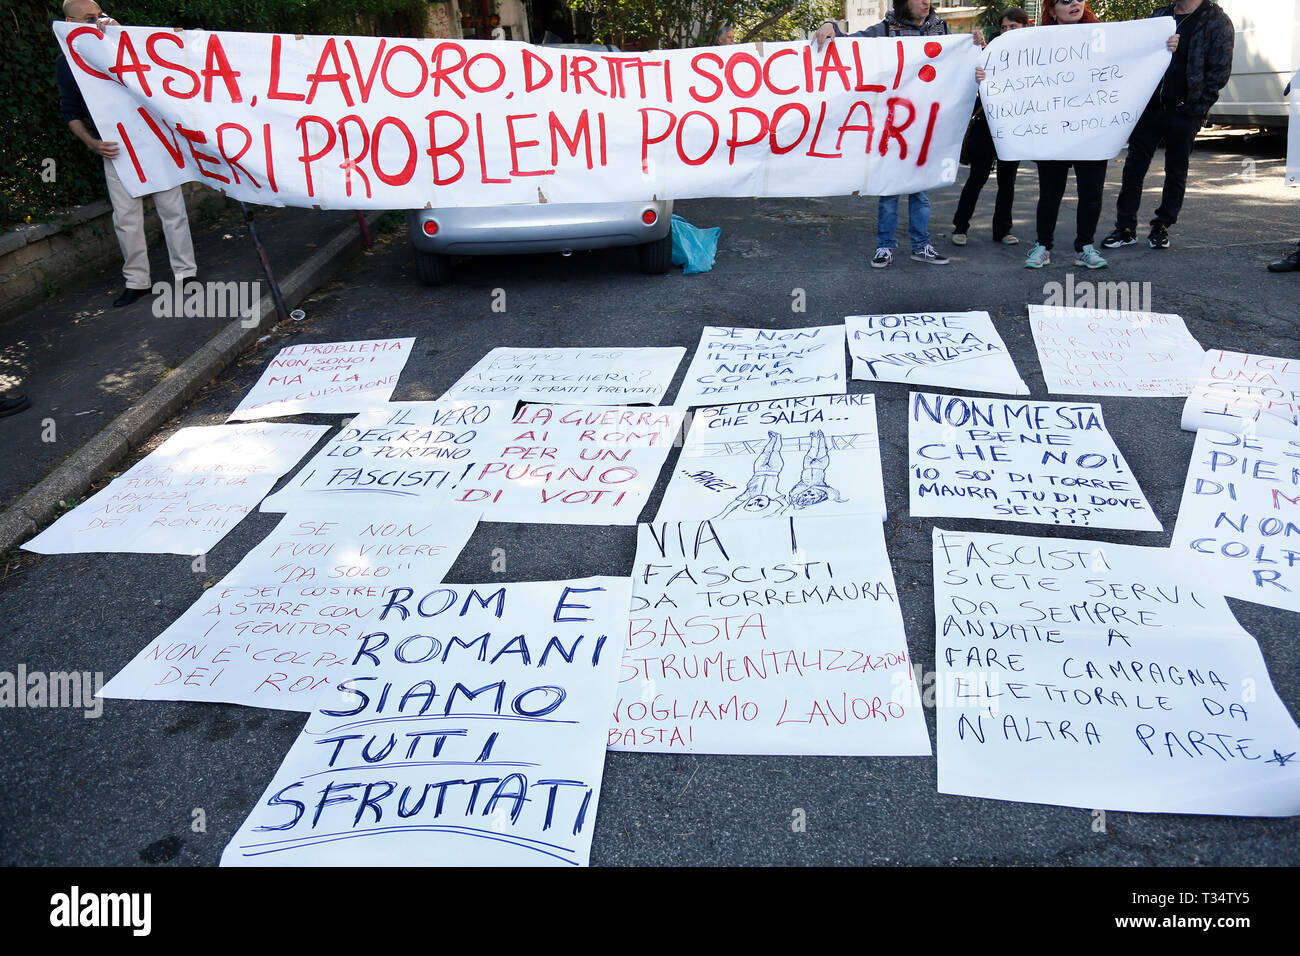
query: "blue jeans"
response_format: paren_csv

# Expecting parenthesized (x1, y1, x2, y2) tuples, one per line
(877, 192, 931, 252)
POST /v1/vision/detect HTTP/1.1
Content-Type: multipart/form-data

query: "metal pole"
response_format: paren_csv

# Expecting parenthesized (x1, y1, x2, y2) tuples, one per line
(239, 201, 290, 324)
(355, 210, 373, 248)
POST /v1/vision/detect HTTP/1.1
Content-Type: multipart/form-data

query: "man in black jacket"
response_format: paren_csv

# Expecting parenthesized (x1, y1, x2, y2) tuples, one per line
(1102, 0, 1234, 251)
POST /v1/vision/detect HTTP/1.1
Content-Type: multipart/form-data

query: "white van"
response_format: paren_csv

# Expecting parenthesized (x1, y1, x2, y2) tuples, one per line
(1208, 0, 1298, 128)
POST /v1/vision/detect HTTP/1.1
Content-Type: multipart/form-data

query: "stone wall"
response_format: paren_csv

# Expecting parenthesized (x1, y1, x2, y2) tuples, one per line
(0, 182, 224, 323)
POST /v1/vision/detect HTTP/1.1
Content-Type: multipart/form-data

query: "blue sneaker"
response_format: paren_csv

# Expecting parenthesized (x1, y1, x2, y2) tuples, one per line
(1024, 243, 1051, 269)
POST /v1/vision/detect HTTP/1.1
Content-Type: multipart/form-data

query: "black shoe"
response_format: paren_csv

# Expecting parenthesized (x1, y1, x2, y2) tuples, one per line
(1268, 248, 1300, 273)
(113, 287, 150, 307)
(1101, 227, 1137, 249)
(1148, 224, 1171, 250)
(0, 393, 32, 418)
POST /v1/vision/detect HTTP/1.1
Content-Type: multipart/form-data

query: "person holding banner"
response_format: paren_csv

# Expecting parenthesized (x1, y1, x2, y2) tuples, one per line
(56, 0, 198, 308)
(1101, 0, 1234, 252)
(814, 0, 985, 268)
(1024, 0, 1180, 270)
(951, 7, 1030, 248)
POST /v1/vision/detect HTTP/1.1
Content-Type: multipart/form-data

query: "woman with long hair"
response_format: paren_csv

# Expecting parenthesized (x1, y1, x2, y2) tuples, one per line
(1024, 0, 1179, 270)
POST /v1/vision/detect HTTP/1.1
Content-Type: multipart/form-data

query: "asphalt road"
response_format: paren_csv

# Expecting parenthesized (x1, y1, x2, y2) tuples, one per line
(1, 131, 1297, 867)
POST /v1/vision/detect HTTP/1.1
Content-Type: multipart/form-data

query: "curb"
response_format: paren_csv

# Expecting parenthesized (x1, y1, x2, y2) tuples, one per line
(0, 212, 382, 558)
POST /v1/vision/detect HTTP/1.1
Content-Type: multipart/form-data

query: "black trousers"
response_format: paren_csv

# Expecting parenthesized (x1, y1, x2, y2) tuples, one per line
(1035, 159, 1107, 253)
(1114, 105, 1202, 230)
(953, 117, 1019, 239)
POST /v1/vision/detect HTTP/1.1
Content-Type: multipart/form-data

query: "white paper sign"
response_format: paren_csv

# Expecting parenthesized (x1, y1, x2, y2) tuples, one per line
(99, 508, 480, 710)
(980, 19, 1173, 161)
(656, 394, 886, 522)
(55, 23, 977, 207)
(674, 325, 846, 408)
(1171, 429, 1300, 614)
(439, 347, 685, 405)
(933, 527, 1300, 816)
(221, 577, 631, 865)
(1029, 304, 1203, 397)
(262, 400, 682, 525)
(610, 516, 931, 755)
(24, 422, 327, 555)
(847, 311, 1027, 394)
(228, 338, 415, 421)
(1181, 350, 1300, 440)
(908, 391, 1161, 531)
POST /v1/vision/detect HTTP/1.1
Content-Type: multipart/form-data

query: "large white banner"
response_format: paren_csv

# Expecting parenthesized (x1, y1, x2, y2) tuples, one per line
(908, 391, 1161, 531)
(228, 338, 414, 421)
(846, 310, 1027, 394)
(100, 508, 480, 710)
(55, 22, 978, 207)
(933, 527, 1300, 816)
(674, 325, 846, 407)
(656, 394, 886, 522)
(1181, 350, 1300, 440)
(221, 577, 630, 865)
(1029, 304, 1204, 397)
(980, 19, 1173, 161)
(439, 347, 684, 405)
(262, 400, 682, 524)
(24, 422, 327, 555)
(611, 515, 931, 755)
(1171, 429, 1300, 614)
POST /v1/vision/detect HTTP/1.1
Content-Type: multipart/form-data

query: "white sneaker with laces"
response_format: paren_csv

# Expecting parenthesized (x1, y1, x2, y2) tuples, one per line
(1074, 244, 1108, 270)
(952, 233, 967, 246)
(1024, 243, 1051, 269)
(871, 247, 893, 268)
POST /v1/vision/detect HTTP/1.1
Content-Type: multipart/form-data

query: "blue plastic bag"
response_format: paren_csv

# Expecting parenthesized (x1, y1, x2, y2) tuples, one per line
(670, 215, 721, 274)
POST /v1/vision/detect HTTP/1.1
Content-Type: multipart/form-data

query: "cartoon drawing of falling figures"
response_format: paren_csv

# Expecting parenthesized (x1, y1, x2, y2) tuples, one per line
(712, 429, 846, 520)
(713, 431, 789, 519)
(788, 430, 845, 511)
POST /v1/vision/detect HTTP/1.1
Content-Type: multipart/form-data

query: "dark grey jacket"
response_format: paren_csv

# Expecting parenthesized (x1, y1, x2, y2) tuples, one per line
(1152, 1, 1235, 116)
(832, 11, 950, 39)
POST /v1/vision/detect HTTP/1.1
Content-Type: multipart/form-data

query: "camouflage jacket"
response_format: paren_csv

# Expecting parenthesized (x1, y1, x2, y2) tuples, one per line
(1152, 1, 1235, 116)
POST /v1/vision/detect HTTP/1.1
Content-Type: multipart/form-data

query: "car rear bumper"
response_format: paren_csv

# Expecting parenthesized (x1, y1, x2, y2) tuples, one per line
(406, 201, 672, 256)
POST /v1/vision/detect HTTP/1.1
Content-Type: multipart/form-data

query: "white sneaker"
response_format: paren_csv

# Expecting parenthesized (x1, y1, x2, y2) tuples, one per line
(952, 233, 967, 246)
(1000, 235, 1020, 245)
(1024, 243, 1051, 269)
(871, 248, 893, 268)
(1074, 244, 1108, 269)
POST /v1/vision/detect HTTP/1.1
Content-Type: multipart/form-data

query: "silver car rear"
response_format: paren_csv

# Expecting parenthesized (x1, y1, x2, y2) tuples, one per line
(405, 200, 674, 285)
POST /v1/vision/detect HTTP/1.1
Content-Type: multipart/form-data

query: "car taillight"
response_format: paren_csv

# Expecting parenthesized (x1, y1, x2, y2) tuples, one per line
(422, 221, 439, 236)
(641, 209, 658, 226)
